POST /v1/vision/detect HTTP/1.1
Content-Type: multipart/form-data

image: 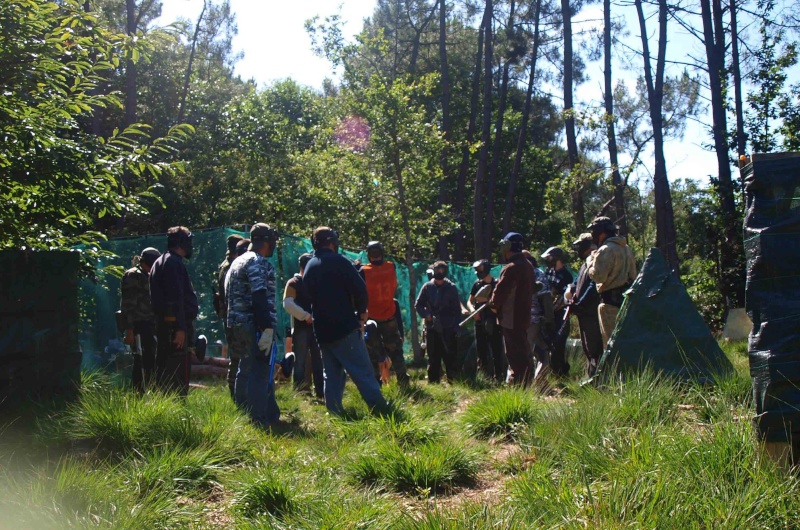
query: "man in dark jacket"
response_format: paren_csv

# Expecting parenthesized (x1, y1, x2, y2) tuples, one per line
(490, 233, 535, 386)
(120, 247, 160, 392)
(566, 233, 604, 377)
(303, 227, 388, 415)
(415, 261, 462, 383)
(149, 226, 199, 396)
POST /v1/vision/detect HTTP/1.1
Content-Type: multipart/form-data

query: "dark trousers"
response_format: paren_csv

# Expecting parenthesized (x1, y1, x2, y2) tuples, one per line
(131, 320, 157, 392)
(155, 319, 193, 397)
(550, 309, 570, 377)
(475, 319, 506, 382)
(293, 325, 324, 398)
(225, 326, 239, 400)
(577, 312, 604, 377)
(426, 327, 459, 383)
(365, 318, 409, 384)
(502, 326, 533, 386)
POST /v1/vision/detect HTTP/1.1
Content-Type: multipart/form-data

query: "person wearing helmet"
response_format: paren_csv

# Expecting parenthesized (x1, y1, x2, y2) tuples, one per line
(120, 247, 161, 392)
(468, 259, 506, 382)
(541, 246, 574, 378)
(566, 233, 603, 377)
(214, 233, 243, 399)
(283, 253, 324, 399)
(150, 226, 198, 397)
(489, 233, 536, 386)
(225, 222, 282, 427)
(586, 216, 637, 347)
(360, 241, 409, 387)
(415, 261, 462, 383)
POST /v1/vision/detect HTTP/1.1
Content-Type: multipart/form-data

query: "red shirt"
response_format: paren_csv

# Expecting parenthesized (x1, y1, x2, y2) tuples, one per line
(361, 261, 398, 320)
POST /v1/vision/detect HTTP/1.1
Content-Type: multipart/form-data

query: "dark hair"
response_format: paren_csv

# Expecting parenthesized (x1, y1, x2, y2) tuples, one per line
(298, 253, 312, 270)
(433, 260, 448, 270)
(312, 226, 339, 250)
(167, 226, 192, 249)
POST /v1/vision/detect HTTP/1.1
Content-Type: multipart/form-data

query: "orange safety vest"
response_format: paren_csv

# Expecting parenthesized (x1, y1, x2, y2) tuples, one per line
(361, 261, 398, 320)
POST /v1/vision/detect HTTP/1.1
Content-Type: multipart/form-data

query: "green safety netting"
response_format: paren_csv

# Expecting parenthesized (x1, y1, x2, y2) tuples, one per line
(79, 227, 506, 366)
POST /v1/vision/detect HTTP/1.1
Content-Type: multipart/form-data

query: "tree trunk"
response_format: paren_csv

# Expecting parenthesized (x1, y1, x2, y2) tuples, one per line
(178, 0, 207, 124)
(474, 0, 494, 259)
(636, 0, 679, 272)
(124, 0, 137, 127)
(453, 10, 486, 261)
(604, 0, 627, 236)
(392, 141, 422, 363)
(562, 0, 584, 233)
(484, 0, 515, 253)
(502, 0, 542, 235)
(730, 0, 747, 159)
(437, 0, 452, 259)
(701, 0, 744, 308)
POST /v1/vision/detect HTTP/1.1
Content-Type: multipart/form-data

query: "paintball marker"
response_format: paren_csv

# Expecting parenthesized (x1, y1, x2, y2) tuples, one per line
(555, 305, 573, 342)
(459, 283, 494, 328)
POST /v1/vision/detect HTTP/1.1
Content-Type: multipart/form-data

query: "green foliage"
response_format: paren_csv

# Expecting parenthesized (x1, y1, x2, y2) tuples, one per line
(746, 7, 799, 153)
(0, 0, 190, 259)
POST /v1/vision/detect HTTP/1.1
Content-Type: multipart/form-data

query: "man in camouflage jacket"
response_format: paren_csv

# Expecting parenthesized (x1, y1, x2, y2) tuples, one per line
(225, 223, 280, 427)
(215, 233, 243, 398)
(120, 247, 161, 392)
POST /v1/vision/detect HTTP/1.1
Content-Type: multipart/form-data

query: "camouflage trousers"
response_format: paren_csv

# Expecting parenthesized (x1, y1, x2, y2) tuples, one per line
(598, 303, 620, 349)
(365, 318, 409, 385)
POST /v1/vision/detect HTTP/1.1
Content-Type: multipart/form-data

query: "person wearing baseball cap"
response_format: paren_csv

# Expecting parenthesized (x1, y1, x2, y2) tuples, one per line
(489, 232, 536, 386)
(120, 247, 160, 392)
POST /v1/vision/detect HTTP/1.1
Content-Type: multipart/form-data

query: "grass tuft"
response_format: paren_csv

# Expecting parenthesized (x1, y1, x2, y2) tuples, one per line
(349, 440, 480, 495)
(463, 387, 538, 439)
(234, 471, 297, 519)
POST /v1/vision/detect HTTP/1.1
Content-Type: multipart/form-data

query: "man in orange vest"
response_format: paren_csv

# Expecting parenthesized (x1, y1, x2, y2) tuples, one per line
(360, 241, 409, 387)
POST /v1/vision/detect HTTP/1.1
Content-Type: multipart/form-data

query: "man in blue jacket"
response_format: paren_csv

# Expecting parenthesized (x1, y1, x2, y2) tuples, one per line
(303, 226, 388, 415)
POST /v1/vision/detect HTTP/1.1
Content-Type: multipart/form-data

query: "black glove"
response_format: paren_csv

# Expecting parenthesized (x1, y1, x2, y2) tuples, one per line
(252, 289, 270, 331)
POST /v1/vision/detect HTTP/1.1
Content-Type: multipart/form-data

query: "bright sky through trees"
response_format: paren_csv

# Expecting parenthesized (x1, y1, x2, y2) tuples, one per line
(157, 0, 797, 188)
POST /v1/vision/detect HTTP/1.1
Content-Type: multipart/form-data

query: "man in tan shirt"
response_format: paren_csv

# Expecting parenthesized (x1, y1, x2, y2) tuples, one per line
(586, 217, 637, 347)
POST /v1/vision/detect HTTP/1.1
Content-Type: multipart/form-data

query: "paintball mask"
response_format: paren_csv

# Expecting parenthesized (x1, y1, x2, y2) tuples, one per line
(366, 241, 384, 265)
(473, 259, 492, 280)
(432, 261, 448, 281)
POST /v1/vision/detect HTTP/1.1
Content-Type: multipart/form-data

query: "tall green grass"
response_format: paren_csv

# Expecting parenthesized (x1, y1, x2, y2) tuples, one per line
(3, 342, 799, 529)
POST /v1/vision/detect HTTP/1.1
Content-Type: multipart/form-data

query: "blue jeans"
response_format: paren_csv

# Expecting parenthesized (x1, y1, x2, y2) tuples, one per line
(231, 324, 280, 427)
(319, 329, 388, 415)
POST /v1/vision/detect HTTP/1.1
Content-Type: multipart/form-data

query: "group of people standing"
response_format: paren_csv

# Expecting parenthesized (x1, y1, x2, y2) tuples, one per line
(412, 217, 637, 387)
(119, 216, 636, 428)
